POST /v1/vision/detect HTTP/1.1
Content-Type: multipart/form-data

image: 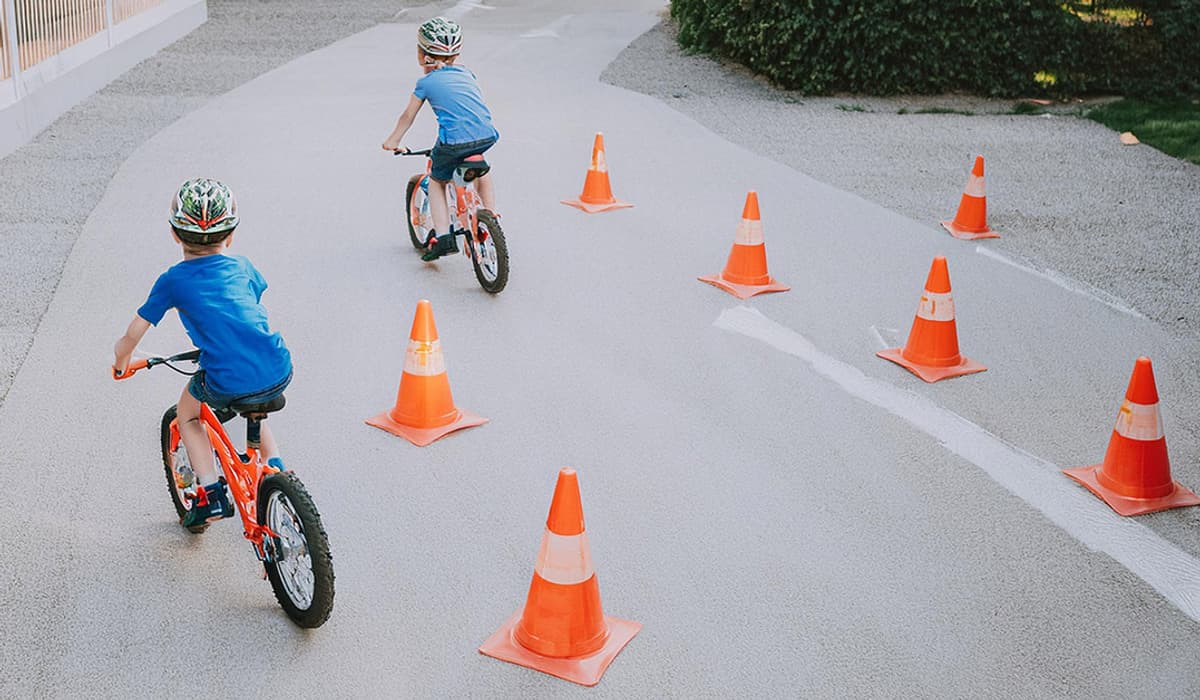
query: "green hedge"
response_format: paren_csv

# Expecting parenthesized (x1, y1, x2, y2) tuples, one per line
(670, 0, 1199, 98)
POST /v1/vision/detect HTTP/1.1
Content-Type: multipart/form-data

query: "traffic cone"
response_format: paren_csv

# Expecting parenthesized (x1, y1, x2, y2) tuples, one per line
(366, 299, 487, 446)
(479, 468, 640, 687)
(698, 191, 790, 299)
(560, 132, 633, 213)
(941, 155, 999, 240)
(1063, 357, 1200, 516)
(876, 256, 986, 383)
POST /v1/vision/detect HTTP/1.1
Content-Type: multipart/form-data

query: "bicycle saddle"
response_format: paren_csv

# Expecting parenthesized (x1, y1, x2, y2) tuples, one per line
(230, 394, 286, 419)
(455, 154, 490, 182)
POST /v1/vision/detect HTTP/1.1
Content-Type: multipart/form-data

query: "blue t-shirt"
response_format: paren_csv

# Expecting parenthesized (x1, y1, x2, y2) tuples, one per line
(138, 254, 292, 396)
(413, 65, 499, 146)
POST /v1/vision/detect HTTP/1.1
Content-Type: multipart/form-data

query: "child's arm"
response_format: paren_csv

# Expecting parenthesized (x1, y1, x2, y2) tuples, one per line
(381, 95, 425, 151)
(113, 316, 152, 374)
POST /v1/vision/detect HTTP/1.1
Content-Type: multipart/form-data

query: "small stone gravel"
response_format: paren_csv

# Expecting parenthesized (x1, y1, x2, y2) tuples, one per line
(602, 20, 1200, 340)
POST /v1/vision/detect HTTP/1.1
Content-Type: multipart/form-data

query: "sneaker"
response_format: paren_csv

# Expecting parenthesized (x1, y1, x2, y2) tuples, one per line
(181, 478, 234, 531)
(421, 231, 459, 261)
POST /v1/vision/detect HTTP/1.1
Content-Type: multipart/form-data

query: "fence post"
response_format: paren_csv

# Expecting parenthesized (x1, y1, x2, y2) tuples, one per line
(3, 0, 20, 100)
(104, 0, 115, 47)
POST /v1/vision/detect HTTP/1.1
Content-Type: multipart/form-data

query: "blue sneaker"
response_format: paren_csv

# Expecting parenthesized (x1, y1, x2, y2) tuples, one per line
(267, 456, 287, 472)
(181, 478, 234, 532)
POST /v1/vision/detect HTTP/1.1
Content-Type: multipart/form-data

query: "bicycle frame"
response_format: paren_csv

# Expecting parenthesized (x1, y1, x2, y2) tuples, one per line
(116, 356, 280, 561)
(412, 153, 490, 252)
(164, 405, 280, 560)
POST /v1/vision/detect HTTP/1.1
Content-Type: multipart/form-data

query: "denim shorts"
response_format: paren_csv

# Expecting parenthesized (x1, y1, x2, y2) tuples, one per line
(430, 135, 497, 182)
(187, 370, 292, 410)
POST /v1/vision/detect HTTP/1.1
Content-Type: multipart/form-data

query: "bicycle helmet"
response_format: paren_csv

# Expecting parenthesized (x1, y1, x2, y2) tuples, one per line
(169, 178, 239, 244)
(417, 17, 462, 57)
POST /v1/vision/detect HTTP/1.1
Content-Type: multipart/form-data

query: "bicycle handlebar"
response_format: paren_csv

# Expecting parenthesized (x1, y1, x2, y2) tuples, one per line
(394, 148, 433, 157)
(113, 349, 200, 380)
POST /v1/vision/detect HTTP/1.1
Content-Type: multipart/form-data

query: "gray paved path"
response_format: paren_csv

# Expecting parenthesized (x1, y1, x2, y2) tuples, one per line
(0, 0, 417, 406)
(4, 2, 1200, 697)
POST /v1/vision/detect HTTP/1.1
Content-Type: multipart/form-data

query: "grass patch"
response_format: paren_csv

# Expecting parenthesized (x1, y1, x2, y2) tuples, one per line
(1087, 99, 1200, 165)
(912, 106, 975, 116)
(1010, 101, 1047, 115)
(897, 106, 975, 116)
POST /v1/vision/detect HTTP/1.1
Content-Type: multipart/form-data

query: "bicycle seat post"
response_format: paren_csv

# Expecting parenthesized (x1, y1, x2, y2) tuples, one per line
(245, 416, 264, 451)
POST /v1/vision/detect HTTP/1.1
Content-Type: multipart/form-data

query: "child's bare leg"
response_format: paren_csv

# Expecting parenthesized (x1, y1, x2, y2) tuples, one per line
(428, 177, 451, 235)
(259, 421, 280, 462)
(176, 387, 218, 485)
(475, 172, 496, 213)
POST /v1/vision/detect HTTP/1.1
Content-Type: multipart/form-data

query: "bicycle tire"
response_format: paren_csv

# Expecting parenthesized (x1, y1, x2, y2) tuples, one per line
(258, 472, 335, 628)
(472, 209, 509, 294)
(160, 405, 205, 533)
(405, 174, 430, 250)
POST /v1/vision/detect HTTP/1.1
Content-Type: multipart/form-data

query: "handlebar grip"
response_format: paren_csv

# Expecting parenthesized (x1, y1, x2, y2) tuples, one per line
(113, 358, 149, 380)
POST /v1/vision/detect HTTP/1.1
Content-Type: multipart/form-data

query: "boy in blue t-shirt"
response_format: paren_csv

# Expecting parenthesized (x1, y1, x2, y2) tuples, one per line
(113, 178, 292, 530)
(381, 16, 500, 261)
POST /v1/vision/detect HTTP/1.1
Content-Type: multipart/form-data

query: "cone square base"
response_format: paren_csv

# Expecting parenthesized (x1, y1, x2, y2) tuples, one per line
(365, 409, 488, 447)
(1062, 463, 1200, 516)
(479, 612, 641, 687)
(560, 197, 634, 214)
(698, 274, 790, 300)
(876, 347, 987, 383)
(941, 220, 999, 240)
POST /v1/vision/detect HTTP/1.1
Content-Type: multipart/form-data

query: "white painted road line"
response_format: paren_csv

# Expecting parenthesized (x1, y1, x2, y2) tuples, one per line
(715, 305, 1200, 622)
(444, 1, 496, 20)
(974, 245, 1144, 319)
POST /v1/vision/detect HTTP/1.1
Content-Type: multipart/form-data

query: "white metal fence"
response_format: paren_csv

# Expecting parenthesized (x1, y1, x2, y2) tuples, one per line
(0, 0, 163, 80)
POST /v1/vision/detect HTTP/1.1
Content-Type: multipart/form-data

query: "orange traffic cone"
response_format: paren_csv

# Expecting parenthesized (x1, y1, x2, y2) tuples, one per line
(941, 155, 999, 240)
(698, 191, 790, 299)
(1063, 357, 1200, 516)
(561, 132, 633, 213)
(479, 468, 640, 687)
(876, 256, 986, 382)
(366, 299, 487, 446)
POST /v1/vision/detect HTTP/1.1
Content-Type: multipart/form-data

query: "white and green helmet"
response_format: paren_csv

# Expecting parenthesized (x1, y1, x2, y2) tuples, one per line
(169, 178, 238, 243)
(417, 17, 462, 57)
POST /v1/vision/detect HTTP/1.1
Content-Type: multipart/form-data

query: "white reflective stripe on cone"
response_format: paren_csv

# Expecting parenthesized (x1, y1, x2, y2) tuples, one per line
(1115, 400, 1165, 440)
(734, 218, 764, 246)
(534, 529, 595, 585)
(592, 150, 608, 172)
(963, 174, 986, 198)
(915, 291, 956, 322)
(403, 339, 446, 376)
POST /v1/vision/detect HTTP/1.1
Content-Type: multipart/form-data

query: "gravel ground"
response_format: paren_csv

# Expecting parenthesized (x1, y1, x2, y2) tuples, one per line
(602, 19, 1200, 342)
(0, 0, 418, 407)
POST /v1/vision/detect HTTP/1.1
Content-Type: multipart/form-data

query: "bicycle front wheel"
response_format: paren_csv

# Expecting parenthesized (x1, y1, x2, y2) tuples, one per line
(472, 209, 509, 294)
(258, 472, 335, 628)
(160, 405, 202, 532)
(405, 174, 431, 250)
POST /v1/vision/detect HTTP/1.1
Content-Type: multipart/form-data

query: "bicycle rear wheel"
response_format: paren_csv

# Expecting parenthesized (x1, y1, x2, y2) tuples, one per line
(471, 209, 509, 294)
(405, 174, 431, 250)
(258, 472, 335, 628)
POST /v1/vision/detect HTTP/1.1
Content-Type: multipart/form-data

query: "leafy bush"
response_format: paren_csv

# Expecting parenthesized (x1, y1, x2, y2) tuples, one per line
(1076, 0, 1200, 98)
(670, 0, 1199, 98)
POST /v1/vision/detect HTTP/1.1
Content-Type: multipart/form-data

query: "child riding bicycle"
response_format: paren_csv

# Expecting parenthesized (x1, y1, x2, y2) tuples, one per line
(113, 178, 292, 530)
(381, 16, 500, 261)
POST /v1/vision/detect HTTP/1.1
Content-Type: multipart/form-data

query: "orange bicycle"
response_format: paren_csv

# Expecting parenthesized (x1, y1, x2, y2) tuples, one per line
(398, 147, 509, 294)
(114, 350, 335, 628)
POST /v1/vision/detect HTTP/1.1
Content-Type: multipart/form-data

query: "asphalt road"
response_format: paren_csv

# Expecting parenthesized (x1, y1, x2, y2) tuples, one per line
(3, 0, 1200, 696)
